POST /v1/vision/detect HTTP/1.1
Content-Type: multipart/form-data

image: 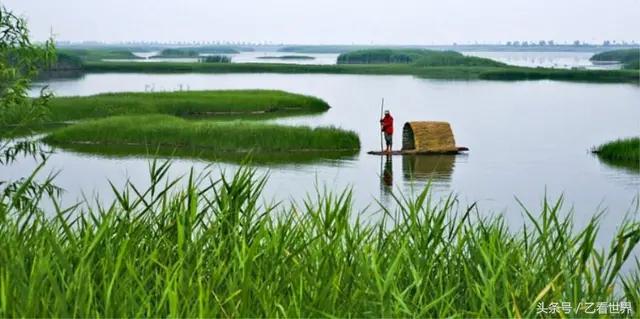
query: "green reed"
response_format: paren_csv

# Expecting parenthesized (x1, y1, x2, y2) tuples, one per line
(0, 161, 638, 317)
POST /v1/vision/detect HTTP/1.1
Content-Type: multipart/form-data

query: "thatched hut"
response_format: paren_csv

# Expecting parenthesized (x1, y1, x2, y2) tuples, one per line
(402, 121, 459, 153)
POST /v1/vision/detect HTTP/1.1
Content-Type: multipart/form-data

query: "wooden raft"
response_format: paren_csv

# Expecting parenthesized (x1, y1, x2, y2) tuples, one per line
(367, 147, 469, 156)
(369, 121, 468, 155)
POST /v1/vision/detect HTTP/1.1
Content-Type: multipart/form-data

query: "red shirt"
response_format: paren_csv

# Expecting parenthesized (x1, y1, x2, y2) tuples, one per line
(380, 115, 394, 134)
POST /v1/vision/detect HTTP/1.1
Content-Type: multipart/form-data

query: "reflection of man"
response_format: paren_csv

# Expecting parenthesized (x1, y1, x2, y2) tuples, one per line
(382, 155, 393, 187)
(380, 110, 394, 154)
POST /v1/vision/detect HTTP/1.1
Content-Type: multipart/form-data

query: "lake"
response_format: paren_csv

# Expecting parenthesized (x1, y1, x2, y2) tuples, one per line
(7, 73, 639, 241)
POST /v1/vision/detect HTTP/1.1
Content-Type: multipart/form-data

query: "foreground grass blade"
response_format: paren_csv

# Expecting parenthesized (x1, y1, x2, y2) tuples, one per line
(0, 161, 638, 317)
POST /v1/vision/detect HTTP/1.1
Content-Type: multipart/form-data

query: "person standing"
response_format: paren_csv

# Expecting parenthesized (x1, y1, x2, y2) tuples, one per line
(380, 110, 394, 154)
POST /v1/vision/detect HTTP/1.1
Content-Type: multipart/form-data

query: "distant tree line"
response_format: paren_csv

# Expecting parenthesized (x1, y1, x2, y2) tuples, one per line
(505, 40, 638, 47)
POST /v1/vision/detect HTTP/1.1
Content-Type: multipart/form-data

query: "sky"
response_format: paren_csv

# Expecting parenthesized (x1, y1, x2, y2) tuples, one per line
(3, 0, 639, 44)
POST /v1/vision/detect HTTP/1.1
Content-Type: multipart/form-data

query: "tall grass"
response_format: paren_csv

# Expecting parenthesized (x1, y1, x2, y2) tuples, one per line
(43, 114, 360, 153)
(594, 137, 640, 171)
(57, 49, 141, 62)
(0, 162, 638, 317)
(591, 49, 640, 69)
(43, 90, 330, 123)
(337, 49, 505, 67)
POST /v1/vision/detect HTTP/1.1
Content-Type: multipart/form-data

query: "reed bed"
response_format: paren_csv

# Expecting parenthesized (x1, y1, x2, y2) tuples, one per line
(57, 49, 141, 62)
(337, 49, 505, 67)
(44, 90, 330, 123)
(591, 49, 640, 69)
(43, 114, 360, 153)
(0, 162, 638, 317)
(594, 137, 640, 162)
(594, 137, 640, 171)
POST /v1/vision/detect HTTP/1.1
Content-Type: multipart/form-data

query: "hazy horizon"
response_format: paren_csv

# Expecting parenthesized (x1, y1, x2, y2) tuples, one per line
(4, 0, 639, 44)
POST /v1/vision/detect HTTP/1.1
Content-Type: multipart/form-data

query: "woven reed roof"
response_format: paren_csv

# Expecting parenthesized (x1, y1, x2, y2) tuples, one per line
(402, 121, 457, 152)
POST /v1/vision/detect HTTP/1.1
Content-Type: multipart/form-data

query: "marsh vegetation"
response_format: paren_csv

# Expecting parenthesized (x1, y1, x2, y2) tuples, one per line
(14, 90, 359, 163)
(44, 114, 360, 159)
(337, 49, 505, 67)
(40, 90, 330, 123)
(81, 60, 640, 83)
(1, 164, 638, 317)
(591, 49, 640, 69)
(57, 48, 141, 62)
(593, 137, 640, 171)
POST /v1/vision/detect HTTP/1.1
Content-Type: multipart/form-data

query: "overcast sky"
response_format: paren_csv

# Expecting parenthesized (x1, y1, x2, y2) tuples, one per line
(4, 0, 639, 44)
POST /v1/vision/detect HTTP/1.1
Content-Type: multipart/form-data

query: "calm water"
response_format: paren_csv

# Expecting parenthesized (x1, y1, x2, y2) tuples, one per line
(125, 51, 339, 65)
(8, 73, 640, 239)
(463, 51, 622, 69)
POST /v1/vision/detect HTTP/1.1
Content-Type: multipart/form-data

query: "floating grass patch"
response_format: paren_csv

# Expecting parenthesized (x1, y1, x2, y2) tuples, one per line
(0, 163, 639, 317)
(43, 114, 360, 155)
(593, 137, 640, 171)
(44, 90, 330, 123)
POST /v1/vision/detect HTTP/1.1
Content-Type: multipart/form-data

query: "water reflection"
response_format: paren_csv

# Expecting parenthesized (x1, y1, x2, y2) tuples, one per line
(381, 155, 393, 187)
(402, 155, 456, 183)
(45, 142, 359, 166)
(595, 155, 640, 174)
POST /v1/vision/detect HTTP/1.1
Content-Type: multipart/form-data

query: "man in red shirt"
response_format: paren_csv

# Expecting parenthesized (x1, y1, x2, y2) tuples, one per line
(380, 110, 394, 154)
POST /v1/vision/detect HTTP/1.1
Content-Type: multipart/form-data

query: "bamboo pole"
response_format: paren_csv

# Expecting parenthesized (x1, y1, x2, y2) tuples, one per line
(380, 98, 385, 152)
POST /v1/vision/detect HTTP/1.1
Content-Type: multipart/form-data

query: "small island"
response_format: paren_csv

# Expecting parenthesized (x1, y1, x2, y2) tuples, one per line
(40, 90, 360, 163)
(590, 48, 640, 69)
(337, 49, 505, 66)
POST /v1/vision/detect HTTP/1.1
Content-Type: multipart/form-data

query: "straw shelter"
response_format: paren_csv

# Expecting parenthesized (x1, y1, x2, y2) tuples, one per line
(402, 121, 458, 153)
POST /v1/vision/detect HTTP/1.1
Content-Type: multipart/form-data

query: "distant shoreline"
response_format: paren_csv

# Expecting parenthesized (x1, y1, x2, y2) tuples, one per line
(80, 61, 639, 84)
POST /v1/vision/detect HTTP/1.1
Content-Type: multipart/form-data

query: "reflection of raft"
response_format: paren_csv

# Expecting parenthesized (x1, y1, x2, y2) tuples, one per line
(403, 155, 456, 181)
(368, 121, 468, 155)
